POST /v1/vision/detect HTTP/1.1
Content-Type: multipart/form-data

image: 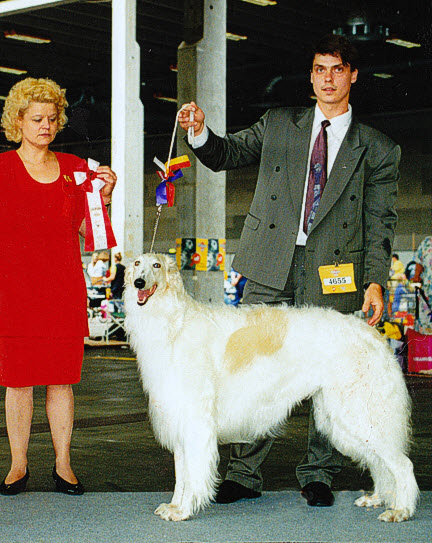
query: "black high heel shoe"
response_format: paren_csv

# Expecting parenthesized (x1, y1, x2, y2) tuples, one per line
(0, 468, 30, 496)
(52, 466, 85, 495)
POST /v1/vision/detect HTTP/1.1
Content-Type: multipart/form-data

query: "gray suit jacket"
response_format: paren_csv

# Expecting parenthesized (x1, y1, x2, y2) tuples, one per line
(191, 106, 399, 312)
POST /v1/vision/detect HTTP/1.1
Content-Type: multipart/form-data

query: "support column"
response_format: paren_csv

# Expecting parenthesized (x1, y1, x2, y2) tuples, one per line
(177, 0, 226, 303)
(111, 0, 144, 261)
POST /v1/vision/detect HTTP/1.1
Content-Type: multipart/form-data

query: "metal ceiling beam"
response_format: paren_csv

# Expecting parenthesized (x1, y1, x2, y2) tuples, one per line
(0, 0, 78, 16)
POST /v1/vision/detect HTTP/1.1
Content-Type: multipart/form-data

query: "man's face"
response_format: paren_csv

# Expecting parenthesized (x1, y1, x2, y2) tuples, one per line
(310, 54, 358, 109)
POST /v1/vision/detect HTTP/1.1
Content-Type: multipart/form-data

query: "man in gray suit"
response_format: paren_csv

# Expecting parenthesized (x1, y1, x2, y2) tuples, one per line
(179, 35, 399, 508)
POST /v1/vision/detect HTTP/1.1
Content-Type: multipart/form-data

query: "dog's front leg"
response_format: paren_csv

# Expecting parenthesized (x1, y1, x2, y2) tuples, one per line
(155, 448, 186, 520)
(172, 448, 186, 505)
(155, 429, 219, 521)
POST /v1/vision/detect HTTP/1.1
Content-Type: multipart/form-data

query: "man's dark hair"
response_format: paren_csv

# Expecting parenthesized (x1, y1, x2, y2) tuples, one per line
(392, 253, 399, 260)
(311, 34, 359, 72)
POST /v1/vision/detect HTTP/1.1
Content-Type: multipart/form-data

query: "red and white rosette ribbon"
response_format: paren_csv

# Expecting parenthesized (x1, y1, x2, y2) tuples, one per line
(74, 158, 117, 252)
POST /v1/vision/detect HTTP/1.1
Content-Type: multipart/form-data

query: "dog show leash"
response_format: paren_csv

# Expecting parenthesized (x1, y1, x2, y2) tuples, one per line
(149, 204, 163, 254)
(149, 105, 194, 253)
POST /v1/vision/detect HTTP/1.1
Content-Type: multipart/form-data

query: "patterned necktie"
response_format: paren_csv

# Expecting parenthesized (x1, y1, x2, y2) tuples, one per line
(303, 119, 331, 235)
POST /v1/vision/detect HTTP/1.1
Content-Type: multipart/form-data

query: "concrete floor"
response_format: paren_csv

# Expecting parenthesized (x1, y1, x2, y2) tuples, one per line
(0, 344, 431, 542)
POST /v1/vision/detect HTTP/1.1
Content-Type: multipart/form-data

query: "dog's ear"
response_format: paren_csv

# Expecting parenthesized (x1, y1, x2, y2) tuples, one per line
(165, 256, 184, 293)
(166, 257, 179, 274)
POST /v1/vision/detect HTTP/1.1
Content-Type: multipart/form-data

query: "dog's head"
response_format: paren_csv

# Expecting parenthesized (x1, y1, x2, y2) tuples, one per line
(125, 253, 183, 306)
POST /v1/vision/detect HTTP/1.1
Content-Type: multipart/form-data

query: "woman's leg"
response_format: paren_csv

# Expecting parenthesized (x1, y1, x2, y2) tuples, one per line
(46, 384, 78, 484)
(4, 386, 33, 483)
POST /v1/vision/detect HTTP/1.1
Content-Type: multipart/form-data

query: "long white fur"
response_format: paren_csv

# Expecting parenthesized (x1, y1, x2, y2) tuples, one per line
(124, 253, 419, 522)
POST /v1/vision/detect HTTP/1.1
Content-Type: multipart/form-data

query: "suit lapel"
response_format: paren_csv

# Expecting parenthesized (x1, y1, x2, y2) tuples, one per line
(310, 117, 366, 233)
(285, 108, 314, 219)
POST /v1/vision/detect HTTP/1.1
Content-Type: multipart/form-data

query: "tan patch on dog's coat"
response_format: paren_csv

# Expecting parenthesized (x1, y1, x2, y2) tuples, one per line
(225, 308, 288, 372)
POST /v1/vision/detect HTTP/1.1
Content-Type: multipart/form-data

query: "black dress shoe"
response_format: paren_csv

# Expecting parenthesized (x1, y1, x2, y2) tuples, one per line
(0, 468, 30, 496)
(301, 481, 335, 507)
(215, 480, 262, 504)
(52, 466, 85, 495)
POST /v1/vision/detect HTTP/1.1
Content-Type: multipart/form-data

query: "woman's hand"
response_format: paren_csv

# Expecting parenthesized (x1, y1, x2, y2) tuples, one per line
(178, 102, 205, 137)
(97, 166, 117, 204)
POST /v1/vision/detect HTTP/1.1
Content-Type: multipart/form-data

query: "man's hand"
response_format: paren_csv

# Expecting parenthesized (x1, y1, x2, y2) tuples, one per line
(178, 101, 205, 137)
(362, 282, 384, 326)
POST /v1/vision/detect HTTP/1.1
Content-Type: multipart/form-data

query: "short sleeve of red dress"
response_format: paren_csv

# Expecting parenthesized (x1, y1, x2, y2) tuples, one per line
(0, 151, 89, 386)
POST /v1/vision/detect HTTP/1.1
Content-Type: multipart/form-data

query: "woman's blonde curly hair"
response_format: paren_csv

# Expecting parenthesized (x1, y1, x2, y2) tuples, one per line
(1, 77, 68, 143)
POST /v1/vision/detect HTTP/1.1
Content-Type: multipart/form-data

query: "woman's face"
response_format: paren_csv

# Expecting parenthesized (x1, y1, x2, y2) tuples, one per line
(17, 102, 58, 148)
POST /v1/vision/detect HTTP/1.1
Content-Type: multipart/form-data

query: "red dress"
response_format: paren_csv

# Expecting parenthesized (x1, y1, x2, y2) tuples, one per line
(0, 151, 89, 387)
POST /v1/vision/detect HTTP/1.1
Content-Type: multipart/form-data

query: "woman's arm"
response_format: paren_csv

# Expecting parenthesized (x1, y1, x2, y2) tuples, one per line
(79, 218, 86, 238)
(105, 265, 117, 283)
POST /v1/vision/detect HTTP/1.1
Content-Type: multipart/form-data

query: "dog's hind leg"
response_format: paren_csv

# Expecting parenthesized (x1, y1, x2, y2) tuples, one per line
(354, 455, 391, 509)
(372, 450, 419, 522)
(313, 394, 418, 522)
(330, 425, 418, 521)
(155, 427, 220, 521)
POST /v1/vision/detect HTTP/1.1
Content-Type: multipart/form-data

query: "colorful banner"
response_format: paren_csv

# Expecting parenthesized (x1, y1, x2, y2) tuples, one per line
(175, 238, 226, 271)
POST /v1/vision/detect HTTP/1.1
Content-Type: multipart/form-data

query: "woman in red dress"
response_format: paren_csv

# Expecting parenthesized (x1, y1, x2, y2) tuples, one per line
(0, 78, 117, 495)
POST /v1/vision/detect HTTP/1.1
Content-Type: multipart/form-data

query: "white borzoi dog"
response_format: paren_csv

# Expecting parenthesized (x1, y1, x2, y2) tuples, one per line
(124, 253, 419, 523)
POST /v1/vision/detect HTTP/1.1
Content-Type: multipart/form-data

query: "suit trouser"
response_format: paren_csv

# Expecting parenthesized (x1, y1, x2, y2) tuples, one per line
(225, 246, 343, 491)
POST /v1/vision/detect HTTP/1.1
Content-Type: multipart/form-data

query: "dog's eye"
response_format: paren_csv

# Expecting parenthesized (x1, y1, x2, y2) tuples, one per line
(153, 263, 161, 269)
(134, 261, 140, 266)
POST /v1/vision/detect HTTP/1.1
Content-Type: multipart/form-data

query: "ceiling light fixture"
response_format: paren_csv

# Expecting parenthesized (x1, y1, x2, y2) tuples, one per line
(373, 73, 394, 79)
(0, 66, 27, 75)
(226, 32, 248, 41)
(386, 38, 421, 49)
(4, 30, 51, 44)
(240, 0, 277, 6)
(333, 14, 390, 42)
(153, 93, 177, 103)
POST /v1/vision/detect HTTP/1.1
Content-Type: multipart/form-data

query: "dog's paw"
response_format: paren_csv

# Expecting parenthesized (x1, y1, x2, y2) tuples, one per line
(154, 503, 190, 521)
(354, 493, 384, 508)
(378, 508, 410, 523)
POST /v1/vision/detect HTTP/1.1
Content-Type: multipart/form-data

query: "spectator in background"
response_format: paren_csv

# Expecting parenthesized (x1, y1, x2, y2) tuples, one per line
(87, 252, 100, 281)
(412, 236, 432, 332)
(106, 252, 126, 299)
(390, 254, 405, 281)
(88, 251, 109, 285)
(97, 251, 110, 278)
(225, 269, 247, 307)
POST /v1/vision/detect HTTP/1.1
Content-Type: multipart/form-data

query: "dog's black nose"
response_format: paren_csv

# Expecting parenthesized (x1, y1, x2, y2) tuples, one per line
(134, 278, 146, 289)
